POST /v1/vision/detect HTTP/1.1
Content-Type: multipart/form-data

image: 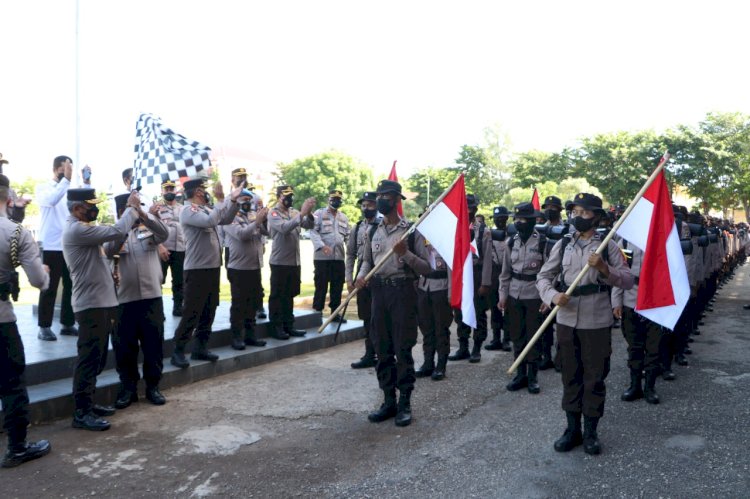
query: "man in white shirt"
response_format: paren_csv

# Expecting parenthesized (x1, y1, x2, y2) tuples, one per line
(35, 156, 77, 341)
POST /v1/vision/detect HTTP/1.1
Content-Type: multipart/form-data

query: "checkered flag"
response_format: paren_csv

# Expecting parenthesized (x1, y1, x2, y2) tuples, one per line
(132, 113, 212, 187)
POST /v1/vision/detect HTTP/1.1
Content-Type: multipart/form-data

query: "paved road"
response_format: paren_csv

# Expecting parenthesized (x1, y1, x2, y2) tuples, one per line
(4, 266, 750, 498)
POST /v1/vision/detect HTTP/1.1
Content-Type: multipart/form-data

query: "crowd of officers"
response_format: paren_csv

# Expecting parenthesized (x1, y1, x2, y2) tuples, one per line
(1, 157, 748, 468)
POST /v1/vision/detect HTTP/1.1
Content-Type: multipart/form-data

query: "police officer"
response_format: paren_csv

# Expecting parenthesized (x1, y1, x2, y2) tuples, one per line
(267, 185, 316, 339)
(63, 188, 142, 431)
(485, 206, 512, 352)
(499, 202, 547, 394)
(539, 195, 565, 370)
(310, 189, 350, 322)
(355, 180, 432, 427)
(612, 240, 662, 404)
(171, 178, 243, 368)
(449, 194, 492, 363)
(223, 194, 269, 350)
(105, 195, 169, 409)
(415, 241, 453, 381)
(346, 192, 381, 369)
(536, 193, 633, 455)
(156, 180, 185, 316)
(0, 174, 52, 467)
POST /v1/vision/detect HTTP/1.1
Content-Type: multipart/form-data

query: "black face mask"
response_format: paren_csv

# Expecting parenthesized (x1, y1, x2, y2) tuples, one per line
(330, 198, 342, 209)
(85, 206, 100, 222)
(163, 193, 176, 202)
(494, 217, 507, 229)
(283, 195, 294, 208)
(572, 215, 596, 233)
(363, 208, 378, 220)
(514, 220, 534, 238)
(240, 202, 251, 213)
(57, 172, 65, 182)
(545, 208, 561, 223)
(377, 198, 395, 215)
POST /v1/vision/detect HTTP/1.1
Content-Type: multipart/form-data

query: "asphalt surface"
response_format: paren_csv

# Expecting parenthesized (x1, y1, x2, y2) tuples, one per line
(4, 265, 750, 498)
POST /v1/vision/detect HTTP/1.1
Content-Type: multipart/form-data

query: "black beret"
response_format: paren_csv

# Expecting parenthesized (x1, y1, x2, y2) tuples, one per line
(358, 191, 377, 205)
(67, 188, 103, 204)
(183, 178, 207, 191)
(375, 180, 406, 199)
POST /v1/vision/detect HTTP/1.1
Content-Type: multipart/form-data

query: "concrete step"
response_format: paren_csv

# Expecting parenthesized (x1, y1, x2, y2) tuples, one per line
(23, 307, 323, 386)
(22, 319, 366, 424)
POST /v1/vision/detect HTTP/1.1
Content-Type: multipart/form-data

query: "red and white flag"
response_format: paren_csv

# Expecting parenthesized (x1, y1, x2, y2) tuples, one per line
(615, 155, 689, 330)
(531, 187, 541, 210)
(416, 175, 476, 327)
(388, 160, 404, 217)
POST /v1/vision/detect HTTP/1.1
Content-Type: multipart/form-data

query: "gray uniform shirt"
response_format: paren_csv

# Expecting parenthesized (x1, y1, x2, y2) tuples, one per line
(310, 207, 350, 261)
(356, 217, 432, 280)
(0, 215, 49, 323)
(499, 232, 545, 302)
(104, 215, 168, 304)
(417, 244, 450, 293)
(345, 216, 382, 284)
(223, 211, 265, 271)
(180, 200, 239, 271)
(63, 208, 139, 313)
(611, 240, 643, 310)
(157, 202, 185, 252)
(472, 224, 494, 287)
(536, 233, 634, 329)
(267, 203, 315, 266)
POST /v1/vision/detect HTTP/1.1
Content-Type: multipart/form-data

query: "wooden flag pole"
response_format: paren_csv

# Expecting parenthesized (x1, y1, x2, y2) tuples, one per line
(507, 153, 671, 375)
(318, 174, 464, 333)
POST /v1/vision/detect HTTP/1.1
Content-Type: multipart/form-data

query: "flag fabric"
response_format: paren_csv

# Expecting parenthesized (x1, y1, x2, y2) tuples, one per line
(132, 113, 212, 187)
(531, 187, 541, 210)
(415, 175, 476, 328)
(615, 157, 689, 330)
(388, 160, 404, 216)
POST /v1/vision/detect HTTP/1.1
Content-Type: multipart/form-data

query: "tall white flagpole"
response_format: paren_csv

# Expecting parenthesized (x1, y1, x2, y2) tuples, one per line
(75, 0, 80, 172)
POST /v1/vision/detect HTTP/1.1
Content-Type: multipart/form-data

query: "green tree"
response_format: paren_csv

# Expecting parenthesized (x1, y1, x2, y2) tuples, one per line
(277, 150, 374, 223)
(10, 177, 45, 219)
(509, 149, 572, 188)
(406, 166, 457, 209)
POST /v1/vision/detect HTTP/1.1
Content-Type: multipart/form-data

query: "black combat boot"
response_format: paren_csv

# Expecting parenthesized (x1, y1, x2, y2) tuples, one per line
(395, 390, 413, 427)
(539, 345, 555, 370)
(145, 386, 166, 405)
(368, 390, 397, 423)
(2, 440, 51, 468)
(500, 330, 512, 352)
(621, 369, 643, 401)
(431, 354, 448, 380)
(115, 383, 138, 409)
(554, 411, 583, 452)
(506, 363, 528, 391)
(170, 345, 190, 369)
(244, 326, 267, 347)
(285, 326, 307, 337)
(231, 329, 245, 350)
(643, 370, 660, 404)
(267, 323, 290, 340)
(191, 339, 219, 362)
(675, 352, 688, 366)
(527, 362, 540, 394)
(469, 340, 483, 363)
(583, 415, 602, 455)
(448, 338, 470, 361)
(485, 329, 504, 350)
(351, 355, 377, 369)
(415, 350, 435, 378)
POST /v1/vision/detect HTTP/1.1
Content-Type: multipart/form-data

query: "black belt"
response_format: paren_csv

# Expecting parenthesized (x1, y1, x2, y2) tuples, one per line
(427, 270, 448, 279)
(511, 271, 537, 282)
(556, 281, 611, 297)
(371, 276, 415, 288)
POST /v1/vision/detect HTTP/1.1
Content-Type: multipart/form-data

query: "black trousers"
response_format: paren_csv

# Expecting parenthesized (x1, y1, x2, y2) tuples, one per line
(73, 308, 116, 413)
(0, 322, 29, 447)
(173, 268, 220, 349)
(160, 250, 184, 312)
(356, 285, 375, 358)
(506, 296, 543, 363)
(38, 250, 74, 328)
(228, 268, 262, 333)
(370, 281, 418, 394)
(455, 268, 488, 342)
(621, 307, 662, 372)
(269, 264, 301, 329)
(312, 260, 345, 313)
(113, 298, 164, 389)
(557, 324, 611, 418)
(490, 284, 505, 334)
(417, 288, 452, 358)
